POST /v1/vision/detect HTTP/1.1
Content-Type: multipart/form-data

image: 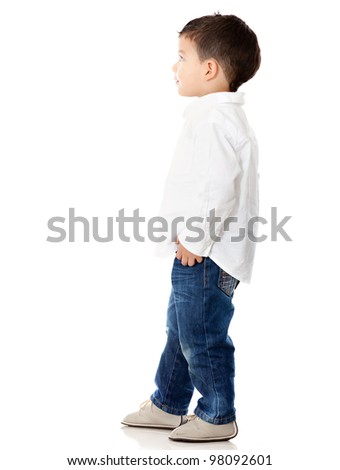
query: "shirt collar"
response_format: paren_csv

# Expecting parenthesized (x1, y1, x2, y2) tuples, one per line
(183, 92, 245, 119)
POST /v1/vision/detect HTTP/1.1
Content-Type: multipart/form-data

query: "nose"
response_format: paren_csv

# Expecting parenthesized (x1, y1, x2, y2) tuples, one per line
(172, 62, 177, 73)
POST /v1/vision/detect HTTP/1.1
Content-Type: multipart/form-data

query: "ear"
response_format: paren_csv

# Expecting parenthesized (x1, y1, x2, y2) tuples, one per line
(203, 59, 219, 81)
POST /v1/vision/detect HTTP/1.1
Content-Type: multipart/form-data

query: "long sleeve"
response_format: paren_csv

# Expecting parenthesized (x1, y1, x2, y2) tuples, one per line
(154, 92, 258, 283)
(177, 120, 242, 257)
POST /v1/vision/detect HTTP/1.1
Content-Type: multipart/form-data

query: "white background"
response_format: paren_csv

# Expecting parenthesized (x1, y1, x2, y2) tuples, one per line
(1, 1, 340, 469)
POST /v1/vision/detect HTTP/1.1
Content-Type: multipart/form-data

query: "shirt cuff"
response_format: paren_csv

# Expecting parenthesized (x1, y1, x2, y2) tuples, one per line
(177, 228, 214, 258)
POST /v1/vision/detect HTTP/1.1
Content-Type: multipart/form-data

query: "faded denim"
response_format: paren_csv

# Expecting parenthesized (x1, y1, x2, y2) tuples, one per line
(150, 256, 239, 425)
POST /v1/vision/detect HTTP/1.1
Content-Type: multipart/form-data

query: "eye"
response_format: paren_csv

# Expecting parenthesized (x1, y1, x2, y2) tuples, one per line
(178, 54, 184, 62)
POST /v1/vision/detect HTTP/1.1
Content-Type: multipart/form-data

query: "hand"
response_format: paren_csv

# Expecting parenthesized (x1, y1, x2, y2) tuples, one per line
(175, 237, 203, 266)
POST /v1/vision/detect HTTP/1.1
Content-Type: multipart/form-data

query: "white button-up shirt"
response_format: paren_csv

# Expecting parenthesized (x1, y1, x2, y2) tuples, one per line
(154, 92, 259, 283)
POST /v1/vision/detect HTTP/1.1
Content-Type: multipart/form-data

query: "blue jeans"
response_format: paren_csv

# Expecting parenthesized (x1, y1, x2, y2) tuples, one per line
(150, 256, 239, 425)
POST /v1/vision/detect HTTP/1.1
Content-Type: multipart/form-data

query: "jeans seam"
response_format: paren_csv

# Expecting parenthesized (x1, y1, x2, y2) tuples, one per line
(202, 259, 219, 420)
(195, 408, 236, 425)
(163, 341, 182, 406)
(203, 258, 206, 288)
(151, 395, 187, 415)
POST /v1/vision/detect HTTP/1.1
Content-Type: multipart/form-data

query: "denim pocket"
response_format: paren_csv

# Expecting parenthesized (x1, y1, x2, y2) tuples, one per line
(217, 269, 239, 297)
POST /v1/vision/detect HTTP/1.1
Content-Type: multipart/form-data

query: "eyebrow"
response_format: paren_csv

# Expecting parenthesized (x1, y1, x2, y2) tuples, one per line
(178, 49, 185, 54)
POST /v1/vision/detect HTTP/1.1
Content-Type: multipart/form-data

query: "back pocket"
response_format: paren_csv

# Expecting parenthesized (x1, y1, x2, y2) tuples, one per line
(217, 269, 240, 297)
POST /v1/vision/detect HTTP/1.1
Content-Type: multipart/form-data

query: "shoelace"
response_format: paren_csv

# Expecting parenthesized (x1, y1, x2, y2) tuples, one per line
(139, 399, 151, 410)
(139, 400, 199, 421)
(187, 414, 199, 422)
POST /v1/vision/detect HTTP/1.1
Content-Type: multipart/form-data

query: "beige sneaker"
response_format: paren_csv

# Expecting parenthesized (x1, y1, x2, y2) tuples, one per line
(121, 400, 188, 429)
(169, 415, 238, 442)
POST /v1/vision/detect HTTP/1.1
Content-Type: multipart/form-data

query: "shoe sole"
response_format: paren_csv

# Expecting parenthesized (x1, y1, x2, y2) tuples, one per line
(168, 422, 238, 442)
(121, 421, 178, 430)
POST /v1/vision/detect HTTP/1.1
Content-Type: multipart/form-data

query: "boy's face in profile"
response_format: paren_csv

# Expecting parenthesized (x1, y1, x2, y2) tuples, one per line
(172, 35, 207, 97)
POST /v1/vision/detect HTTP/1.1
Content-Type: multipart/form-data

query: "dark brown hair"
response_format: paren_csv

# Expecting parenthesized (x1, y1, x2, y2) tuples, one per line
(179, 13, 261, 92)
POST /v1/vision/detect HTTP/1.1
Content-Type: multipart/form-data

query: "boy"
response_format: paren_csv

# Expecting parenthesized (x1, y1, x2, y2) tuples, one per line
(122, 13, 261, 442)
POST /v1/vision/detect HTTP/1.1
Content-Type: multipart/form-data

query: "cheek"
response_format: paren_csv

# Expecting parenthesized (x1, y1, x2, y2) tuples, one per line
(176, 64, 183, 77)
(177, 64, 190, 82)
